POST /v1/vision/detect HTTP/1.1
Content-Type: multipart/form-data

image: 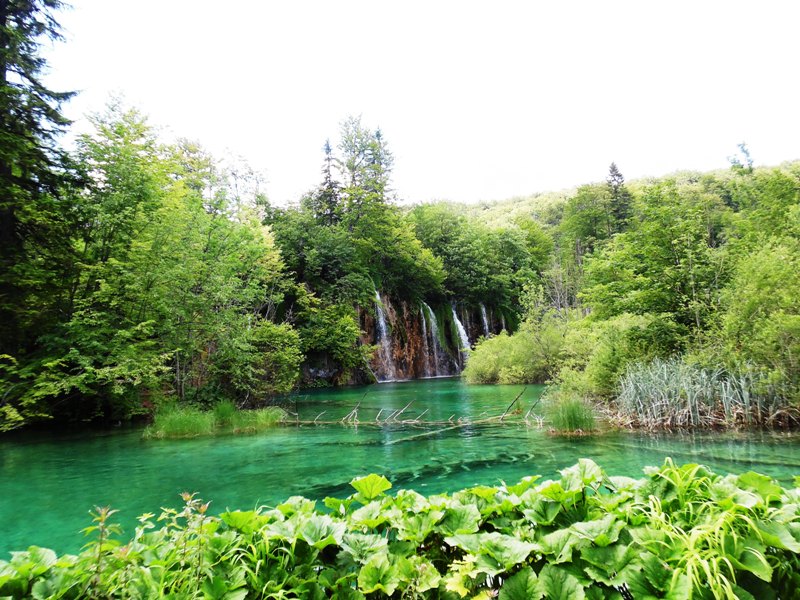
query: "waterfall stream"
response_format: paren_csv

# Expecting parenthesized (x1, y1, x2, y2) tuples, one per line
(480, 303, 490, 337)
(451, 305, 471, 363)
(374, 291, 397, 381)
(419, 307, 432, 378)
(422, 302, 445, 376)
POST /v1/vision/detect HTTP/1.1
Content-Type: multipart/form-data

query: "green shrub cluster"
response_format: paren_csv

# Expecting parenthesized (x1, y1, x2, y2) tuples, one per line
(3, 460, 800, 598)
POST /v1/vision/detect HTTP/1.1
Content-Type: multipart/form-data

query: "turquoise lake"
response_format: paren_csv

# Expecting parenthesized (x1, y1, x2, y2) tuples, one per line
(2, 378, 800, 557)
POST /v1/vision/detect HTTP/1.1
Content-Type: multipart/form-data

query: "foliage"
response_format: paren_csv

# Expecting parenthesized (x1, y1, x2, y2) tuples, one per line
(544, 392, 596, 433)
(143, 403, 285, 439)
(0, 0, 76, 356)
(714, 240, 800, 400)
(3, 461, 800, 598)
(617, 357, 796, 429)
(0, 103, 302, 429)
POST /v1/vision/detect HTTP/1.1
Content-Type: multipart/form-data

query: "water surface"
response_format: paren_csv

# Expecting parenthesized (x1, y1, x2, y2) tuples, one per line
(2, 378, 800, 556)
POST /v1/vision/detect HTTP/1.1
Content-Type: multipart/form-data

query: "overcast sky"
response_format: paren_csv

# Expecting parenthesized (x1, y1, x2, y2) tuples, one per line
(45, 0, 800, 205)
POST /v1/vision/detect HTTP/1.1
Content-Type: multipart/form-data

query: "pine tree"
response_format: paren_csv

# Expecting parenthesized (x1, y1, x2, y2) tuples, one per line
(0, 0, 75, 353)
(606, 162, 632, 231)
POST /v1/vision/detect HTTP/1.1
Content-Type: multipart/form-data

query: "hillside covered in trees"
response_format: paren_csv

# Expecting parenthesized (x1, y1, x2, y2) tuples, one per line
(2, 1, 798, 432)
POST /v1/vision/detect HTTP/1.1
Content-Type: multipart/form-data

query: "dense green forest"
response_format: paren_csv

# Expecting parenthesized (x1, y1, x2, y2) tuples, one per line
(2, 2, 799, 432)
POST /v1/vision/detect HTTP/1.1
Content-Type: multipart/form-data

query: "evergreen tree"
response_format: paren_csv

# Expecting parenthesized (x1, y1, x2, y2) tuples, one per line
(0, 0, 75, 354)
(606, 162, 632, 229)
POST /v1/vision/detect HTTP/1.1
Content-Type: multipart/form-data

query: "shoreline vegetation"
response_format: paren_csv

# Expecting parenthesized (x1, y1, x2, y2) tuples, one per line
(2, 460, 799, 598)
(142, 401, 286, 439)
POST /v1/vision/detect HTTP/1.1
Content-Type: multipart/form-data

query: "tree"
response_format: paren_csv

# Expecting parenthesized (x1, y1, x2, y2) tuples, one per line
(606, 162, 632, 229)
(0, 0, 75, 354)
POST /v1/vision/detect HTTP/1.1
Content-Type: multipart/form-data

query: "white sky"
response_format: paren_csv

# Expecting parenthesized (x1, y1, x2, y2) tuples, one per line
(44, 0, 800, 205)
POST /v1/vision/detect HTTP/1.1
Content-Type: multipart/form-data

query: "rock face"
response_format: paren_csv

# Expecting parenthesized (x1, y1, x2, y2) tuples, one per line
(363, 293, 505, 382)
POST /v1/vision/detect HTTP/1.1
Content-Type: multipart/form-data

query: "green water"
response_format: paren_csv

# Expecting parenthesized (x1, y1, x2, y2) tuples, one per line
(3, 378, 800, 557)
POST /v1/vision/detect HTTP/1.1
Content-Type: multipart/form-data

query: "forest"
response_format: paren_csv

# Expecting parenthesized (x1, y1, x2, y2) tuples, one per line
(1, 2, 799, 434)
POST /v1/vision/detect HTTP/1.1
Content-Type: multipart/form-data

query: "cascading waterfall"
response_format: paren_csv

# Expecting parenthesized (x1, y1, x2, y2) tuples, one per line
(374, 291, 397, 381)
(423, 302, 445, 376)
(419, 306, 432, 378)
(480, 303, 490, 337)
(451, 305, 471, 363)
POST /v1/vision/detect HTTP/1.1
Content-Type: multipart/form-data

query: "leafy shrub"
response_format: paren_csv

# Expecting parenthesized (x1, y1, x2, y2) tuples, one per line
(463, 311, 569, 384)
(3, 460, 800, 598)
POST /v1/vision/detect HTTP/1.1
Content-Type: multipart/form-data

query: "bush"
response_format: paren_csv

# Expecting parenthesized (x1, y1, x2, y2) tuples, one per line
(3, 461, 800, 598)
(463, 311, 569, 384)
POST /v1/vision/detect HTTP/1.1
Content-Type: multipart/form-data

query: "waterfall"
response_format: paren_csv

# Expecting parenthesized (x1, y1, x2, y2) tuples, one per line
(422, 302, 444, 376)
(374, 291, 397, 381)
(480, 303, 490, 337)
(500, 314, 506, 332)
(451, 304, 471, 362)
(419, 306, 432, 378)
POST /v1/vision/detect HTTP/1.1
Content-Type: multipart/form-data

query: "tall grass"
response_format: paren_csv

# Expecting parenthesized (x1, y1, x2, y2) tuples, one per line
(144, 403, 285, 439)
(544, 392, 596, 433)
(617, 357, 796, 429)
(144, 406, 216, 439)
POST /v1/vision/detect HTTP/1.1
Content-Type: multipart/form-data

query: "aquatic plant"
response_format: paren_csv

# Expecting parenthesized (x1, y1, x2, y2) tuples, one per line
(617, 357, 797, 429)
(4, 460, 798, 598)
(143, 404, 285, 439)
(545, 392, 596, 433)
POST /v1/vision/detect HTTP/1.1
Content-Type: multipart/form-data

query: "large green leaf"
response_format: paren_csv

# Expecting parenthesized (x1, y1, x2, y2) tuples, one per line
(340, 533, 388, 564)
(445, 532, 537, 576)
(538, 528, 579, 564)
(560, 459, 603, 491)
(439, 504, 482, 536)
(738, 472, 783, 503)
(499, 567, 540, 600)
(220, 510, 269, 534)
(394, 510, 444, 543)
(523, 499, 561, 526)
(350, 474, 392, 502)
(535, 564, 585, 599)
(756, 520, 800, 552)
(357, 555, 399, 596)
(571, 514, 624, 547)
(300, 514, 346, 549)
(350, 500, 388, 529)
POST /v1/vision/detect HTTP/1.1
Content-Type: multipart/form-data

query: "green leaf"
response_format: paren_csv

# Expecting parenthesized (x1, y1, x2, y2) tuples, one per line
(340, 533, 388, 564)
(535, 564, 585, 600)
(756, 520, 800, 552)
(350, 500, 388, 529)
(439, 504, 482, 536)
(357, 555, 400, 596)
(571, 514, 624, 547)
(220, 510, 269, 534)
(738, 472, 783, 502)
(299, 513, 346, 549)
(560, 458, 603, 491)
(523, 499, 561, 526)
(538, 528, 579, 564)
(505, 476, 541, 497)
(499, 567, 540, 600)
(350, 474, 392, 502)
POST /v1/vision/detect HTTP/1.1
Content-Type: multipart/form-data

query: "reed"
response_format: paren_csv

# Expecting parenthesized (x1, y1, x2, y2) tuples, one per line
(617, 357, 795, 429)
(144, 404, 286, 439)
(545, 392, 596, 433)
(144, 405, 216, 439)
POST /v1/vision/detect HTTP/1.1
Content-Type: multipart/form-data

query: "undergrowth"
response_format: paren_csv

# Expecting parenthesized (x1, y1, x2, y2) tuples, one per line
(143, 403, 285, 439)
(2, 460, 800, 598)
